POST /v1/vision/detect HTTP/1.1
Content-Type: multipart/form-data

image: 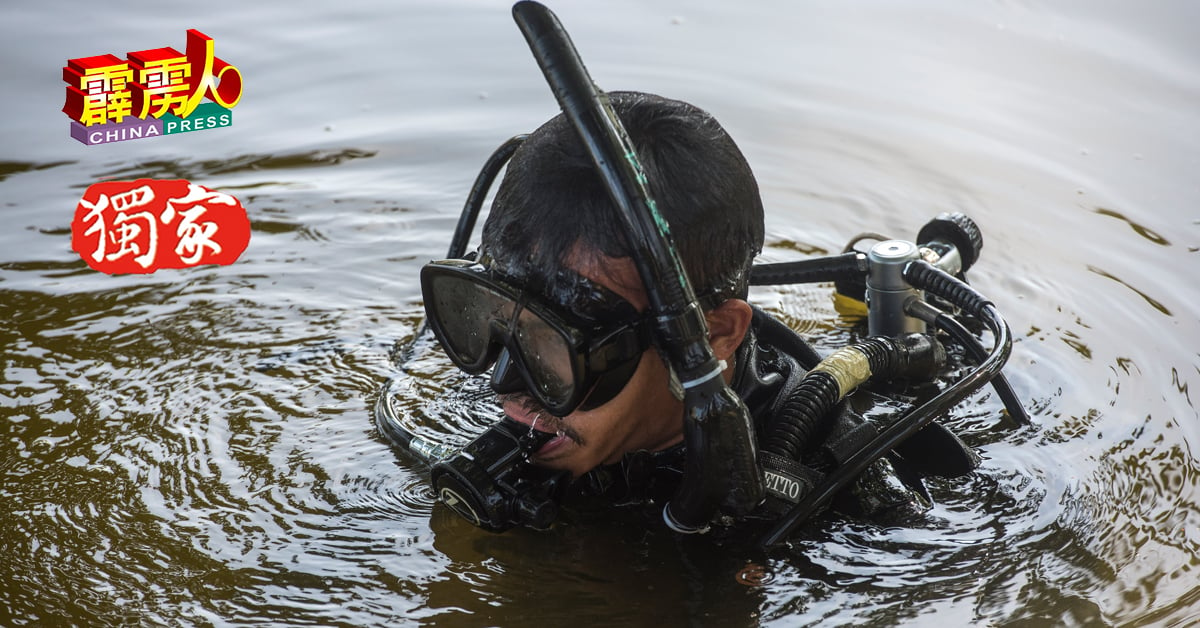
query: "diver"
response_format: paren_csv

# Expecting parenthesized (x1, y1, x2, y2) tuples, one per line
(390, 91, 970, 532)
(377, 1, 1025, 545)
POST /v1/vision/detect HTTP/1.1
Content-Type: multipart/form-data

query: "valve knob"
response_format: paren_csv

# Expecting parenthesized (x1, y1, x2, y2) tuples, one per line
(917, 212, 983, 272)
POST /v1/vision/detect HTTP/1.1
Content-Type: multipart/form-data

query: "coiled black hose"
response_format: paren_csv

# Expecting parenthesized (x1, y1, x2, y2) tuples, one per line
(763, 335, 944, 461)
(904, 259, 990, 316)
(762, 371, 841, 460)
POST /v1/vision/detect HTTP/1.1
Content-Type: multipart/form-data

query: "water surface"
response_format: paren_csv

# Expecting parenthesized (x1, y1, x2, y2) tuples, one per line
(2, 1, 1198, 625)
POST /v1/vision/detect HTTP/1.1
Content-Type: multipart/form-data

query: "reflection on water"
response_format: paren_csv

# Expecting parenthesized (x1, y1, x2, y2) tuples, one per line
(2, 0, 1199, 625)
(1087, 265, 1172, 317)
(1094, 207, 1171, 247)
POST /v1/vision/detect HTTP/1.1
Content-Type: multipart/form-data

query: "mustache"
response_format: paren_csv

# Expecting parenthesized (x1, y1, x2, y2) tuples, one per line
(498, 393, 584, 444)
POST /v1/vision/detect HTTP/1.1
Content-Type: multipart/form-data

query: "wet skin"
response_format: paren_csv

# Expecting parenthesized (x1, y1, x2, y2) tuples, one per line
(501, 251, 753, 478)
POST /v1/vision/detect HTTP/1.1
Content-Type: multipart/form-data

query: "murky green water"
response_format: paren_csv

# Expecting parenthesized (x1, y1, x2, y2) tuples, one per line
(3, 0, 1198, 625)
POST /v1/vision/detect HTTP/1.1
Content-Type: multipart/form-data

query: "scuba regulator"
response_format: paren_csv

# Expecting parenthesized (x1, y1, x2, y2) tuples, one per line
(375, 1, 1029, 546)
(429, 417, 570, 532)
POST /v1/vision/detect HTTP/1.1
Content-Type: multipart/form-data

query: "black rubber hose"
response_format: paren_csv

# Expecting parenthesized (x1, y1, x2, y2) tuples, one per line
(447, 134, 527, 259)
(855, 336, 905, 377)
(754, 307, 823, 369)
(749, 252, 868, 286)
(762, 371, 841, 459)
(907, 299, 1031, 425)
(904, 259, 1029, 424)
(903, 259, 990, 316)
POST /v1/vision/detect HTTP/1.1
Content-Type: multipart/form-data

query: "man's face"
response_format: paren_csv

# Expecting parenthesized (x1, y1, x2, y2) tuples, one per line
(498, 252, 685, 477)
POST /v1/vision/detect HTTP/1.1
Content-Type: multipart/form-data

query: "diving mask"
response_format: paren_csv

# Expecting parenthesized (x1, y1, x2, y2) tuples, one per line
(420, 257, 652, 416)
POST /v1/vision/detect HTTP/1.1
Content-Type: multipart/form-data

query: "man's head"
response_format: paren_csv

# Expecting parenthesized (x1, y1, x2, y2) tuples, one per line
(469, 91, 764, 476)
(481, 91, 764, 301)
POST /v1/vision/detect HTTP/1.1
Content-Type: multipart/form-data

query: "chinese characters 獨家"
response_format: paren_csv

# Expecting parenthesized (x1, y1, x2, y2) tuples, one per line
(71, 180, 250, 274)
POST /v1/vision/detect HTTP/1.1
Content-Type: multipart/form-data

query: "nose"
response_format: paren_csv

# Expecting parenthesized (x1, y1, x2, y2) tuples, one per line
(489, 347, 526, 395)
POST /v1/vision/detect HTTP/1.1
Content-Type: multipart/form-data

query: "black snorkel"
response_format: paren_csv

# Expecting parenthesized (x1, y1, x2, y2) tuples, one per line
(511, 1, 763, 531)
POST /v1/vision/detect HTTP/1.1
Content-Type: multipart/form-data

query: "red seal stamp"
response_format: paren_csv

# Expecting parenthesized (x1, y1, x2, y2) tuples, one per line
(71, 179, 250, 274)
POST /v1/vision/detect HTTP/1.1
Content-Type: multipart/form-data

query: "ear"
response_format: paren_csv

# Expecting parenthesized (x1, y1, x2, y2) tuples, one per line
(705, 298, 753, 362)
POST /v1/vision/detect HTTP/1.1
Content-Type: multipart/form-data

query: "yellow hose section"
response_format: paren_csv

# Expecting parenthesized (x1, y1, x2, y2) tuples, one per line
(810, 346, 872, 398)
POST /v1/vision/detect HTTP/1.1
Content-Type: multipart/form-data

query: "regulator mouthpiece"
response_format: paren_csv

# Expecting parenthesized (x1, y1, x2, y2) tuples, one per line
(430, 417, 570, 532)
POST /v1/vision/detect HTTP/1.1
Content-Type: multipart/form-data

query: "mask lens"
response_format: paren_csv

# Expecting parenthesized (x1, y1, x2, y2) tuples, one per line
(423, 259, 647, 416)
(428, 272, 513, 370)
(513, 306, 578, 409)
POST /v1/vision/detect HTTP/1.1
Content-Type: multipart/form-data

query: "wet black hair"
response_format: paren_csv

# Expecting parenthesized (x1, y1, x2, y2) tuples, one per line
(480, 91, 764, 304)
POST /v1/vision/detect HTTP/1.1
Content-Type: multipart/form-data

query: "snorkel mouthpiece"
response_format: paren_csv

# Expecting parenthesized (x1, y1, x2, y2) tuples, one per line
(663, 373, 762, 533)
(513, 0, 764, 531)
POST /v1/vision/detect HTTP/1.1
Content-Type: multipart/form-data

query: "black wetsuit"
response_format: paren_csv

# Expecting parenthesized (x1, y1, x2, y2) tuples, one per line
(576, 306, 979, 529)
